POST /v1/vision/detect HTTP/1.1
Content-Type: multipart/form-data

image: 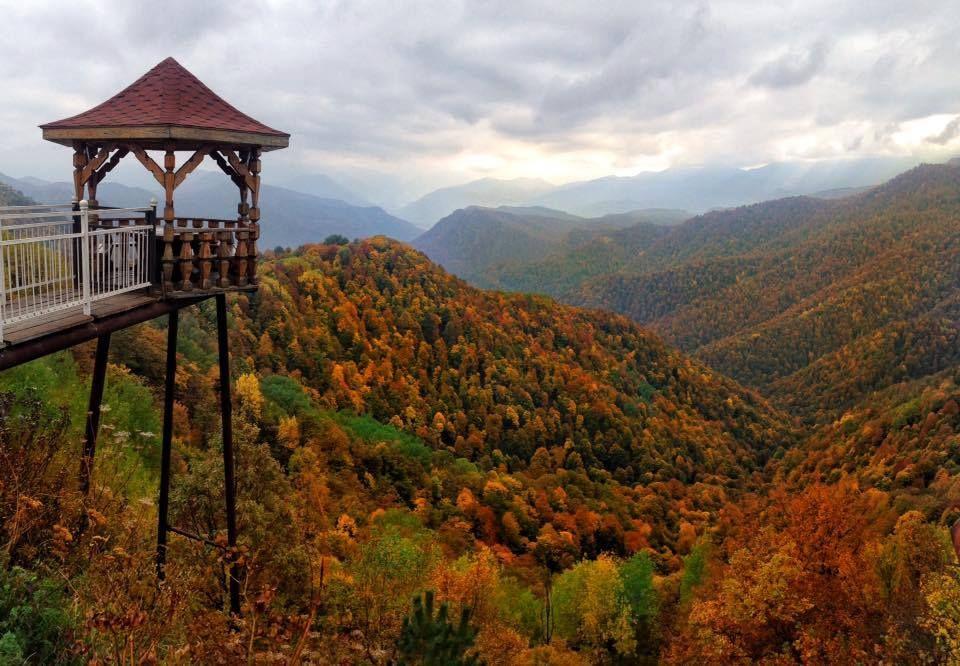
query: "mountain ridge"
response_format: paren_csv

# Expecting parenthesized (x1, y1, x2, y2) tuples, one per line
(500, 162, 960, 424)
(411, 205, 686, 286)
(397, 177, 556, 228)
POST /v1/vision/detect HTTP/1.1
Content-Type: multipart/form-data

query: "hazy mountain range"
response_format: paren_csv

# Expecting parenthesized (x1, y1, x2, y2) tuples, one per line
(397, 177, 555, 227)
(174, 173, 420, 247)
(527, 157, 918, 216)
(394, 156, 918, 225)
(0, 155, 925, 247)
(0, 170, 419, 247)
(0, 171, 160, 209)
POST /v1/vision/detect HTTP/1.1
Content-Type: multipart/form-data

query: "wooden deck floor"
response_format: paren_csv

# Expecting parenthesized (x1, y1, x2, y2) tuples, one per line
(2, 291, 158, 346)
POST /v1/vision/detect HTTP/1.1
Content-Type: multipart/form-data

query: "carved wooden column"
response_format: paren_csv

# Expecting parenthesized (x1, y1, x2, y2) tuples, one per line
(85, 145, 99, 212)
(161, 149, 176, 292)
(72, 143, 88, 203)
(247, 149, 261, 285)
(234, 162, 250, 287)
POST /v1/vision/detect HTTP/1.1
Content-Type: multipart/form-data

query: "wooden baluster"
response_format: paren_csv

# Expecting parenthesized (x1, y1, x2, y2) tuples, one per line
(207, 220, 222, 288)
(178, 219, 193, 291)
(198, 229, 214, 290)
(162, 223, 175, 293)
(191, 219, 206, 290)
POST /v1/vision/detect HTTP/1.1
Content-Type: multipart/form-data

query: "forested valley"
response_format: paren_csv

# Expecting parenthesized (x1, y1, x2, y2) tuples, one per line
(2, 169, 960, 663)
(483, 163, 960, 426)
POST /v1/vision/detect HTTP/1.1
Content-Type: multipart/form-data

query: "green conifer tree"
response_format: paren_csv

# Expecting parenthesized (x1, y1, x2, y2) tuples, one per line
(396, 591, 481, 665)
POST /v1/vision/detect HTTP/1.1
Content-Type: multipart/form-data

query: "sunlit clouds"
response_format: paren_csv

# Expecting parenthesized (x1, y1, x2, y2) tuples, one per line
(0, 0, 958, 202)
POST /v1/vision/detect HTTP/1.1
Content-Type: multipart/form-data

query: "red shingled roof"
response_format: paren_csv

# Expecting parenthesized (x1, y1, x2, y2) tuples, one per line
(41, 57, 288, 139)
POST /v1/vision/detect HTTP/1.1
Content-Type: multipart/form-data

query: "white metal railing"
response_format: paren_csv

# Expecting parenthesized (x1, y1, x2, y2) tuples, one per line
(0, 200, 154, 342)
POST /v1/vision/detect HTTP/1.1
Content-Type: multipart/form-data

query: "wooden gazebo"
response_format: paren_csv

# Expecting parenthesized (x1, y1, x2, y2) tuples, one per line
(41, 56, 289, 295)
(0, 57, 289, 616)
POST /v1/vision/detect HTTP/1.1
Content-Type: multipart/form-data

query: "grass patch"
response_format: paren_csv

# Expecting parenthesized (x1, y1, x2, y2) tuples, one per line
(261, 374, 433, 464)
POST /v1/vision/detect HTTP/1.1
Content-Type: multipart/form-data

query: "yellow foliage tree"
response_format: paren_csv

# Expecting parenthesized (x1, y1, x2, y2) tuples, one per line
(277, 415, 300, 449)
(235, 372, 264, 418)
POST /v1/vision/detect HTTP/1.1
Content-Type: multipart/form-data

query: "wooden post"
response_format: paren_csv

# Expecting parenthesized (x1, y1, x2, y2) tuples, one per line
(216, 294, 241, 616)
(247, 149, 261, 285)
(162, 149, 176, 293)
(72, 143, 87, 203)
(234, 171, 250, 288)
(163, 148, 176, 222)
(80, 333, 111, 495)
(85, 146, 99, 212)
(156, 309, 178, 580)
(82, 145, 104, 228)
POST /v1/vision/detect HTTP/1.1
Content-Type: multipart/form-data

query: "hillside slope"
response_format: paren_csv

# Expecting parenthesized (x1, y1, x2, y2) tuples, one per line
(0, 181, 32, 206)
(240, 238, 793, 488)
(566, 163, 960, 422)
(3, 232, 956, 664)
(413, 205, 685, 286)
(500, 195, 832, 300)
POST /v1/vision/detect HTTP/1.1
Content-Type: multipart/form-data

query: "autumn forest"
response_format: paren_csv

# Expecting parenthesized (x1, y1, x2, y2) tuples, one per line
(4, 158, 960, 664)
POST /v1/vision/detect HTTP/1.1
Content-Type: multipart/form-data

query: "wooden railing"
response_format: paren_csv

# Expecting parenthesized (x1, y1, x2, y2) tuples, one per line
(159, 218, 259, 295)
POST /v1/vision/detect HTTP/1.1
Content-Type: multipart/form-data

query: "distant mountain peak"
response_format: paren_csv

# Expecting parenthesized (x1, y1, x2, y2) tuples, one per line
(397, 177, 557, 228)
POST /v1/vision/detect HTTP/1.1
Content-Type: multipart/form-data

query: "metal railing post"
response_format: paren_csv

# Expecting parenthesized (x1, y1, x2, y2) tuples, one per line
(0, 202, 164, 334)
(148, 198, 159, 286)
(79, 200, 91, 316)
(71, 199, 81, 293)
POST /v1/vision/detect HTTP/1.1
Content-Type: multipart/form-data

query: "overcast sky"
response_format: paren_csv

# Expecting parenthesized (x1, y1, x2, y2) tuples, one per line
(0, 0, 958, 203)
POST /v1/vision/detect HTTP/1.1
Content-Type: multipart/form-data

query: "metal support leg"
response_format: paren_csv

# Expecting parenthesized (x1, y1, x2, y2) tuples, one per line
(216, 294, 241, 617)
(81, 333, 111, 495)
(156, 309, 178, 580)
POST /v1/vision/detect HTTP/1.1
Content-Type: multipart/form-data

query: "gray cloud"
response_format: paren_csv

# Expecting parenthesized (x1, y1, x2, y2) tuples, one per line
(750, 40, 830, 89)
(0, 0, 959, 203)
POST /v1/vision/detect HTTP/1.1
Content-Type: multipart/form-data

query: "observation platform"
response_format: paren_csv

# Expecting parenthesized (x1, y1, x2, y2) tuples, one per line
(0, 201, 249, 369)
